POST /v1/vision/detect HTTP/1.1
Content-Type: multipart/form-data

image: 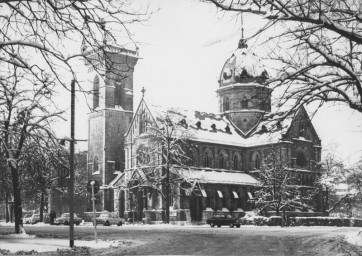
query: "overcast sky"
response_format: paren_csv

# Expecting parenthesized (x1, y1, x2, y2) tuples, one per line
(56, 0, 362, 165)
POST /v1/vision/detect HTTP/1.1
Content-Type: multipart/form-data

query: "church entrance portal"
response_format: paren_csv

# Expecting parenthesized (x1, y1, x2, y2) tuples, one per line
(118, 190, 125, 218)
(190, 196, 202, 222)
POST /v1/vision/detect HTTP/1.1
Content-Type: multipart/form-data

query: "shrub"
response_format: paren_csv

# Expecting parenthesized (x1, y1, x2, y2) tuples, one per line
(237, 216, 362, 227)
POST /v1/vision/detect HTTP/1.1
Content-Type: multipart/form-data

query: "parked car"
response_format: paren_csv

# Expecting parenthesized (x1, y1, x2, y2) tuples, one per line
(206, 213, 240, 228)
(55, 213, 82, 226)
(95, 212, 125, 226)
(23, 213, 40, 224)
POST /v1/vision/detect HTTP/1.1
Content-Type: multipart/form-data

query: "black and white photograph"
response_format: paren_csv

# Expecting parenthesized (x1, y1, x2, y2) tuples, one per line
(1, 0, 362, 255)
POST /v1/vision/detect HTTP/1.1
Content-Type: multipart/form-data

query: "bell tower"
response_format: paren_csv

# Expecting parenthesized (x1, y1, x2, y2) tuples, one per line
(86, 46, 138, 211)
(216, 38, 272, 136)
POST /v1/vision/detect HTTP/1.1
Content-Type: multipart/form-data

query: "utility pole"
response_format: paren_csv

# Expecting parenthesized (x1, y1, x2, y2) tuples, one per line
(69, 79, 75, 247)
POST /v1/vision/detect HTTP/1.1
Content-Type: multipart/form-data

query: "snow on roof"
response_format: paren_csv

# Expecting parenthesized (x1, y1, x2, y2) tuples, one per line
(233, 48, 267, 77)
(147, 104, 294, 147)
(220, 46, 269, 86)
(172, 167, 260, 186)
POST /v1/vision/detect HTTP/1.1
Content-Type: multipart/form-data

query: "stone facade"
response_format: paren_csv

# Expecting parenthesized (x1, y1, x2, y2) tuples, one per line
(86, 41, 323, 223)
(86, 46, 138, 211)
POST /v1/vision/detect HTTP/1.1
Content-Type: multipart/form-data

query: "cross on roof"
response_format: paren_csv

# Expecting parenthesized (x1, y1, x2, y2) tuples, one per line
(141, 87, 146, 98)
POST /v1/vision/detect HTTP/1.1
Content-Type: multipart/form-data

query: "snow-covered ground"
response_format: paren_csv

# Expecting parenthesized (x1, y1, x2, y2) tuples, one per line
(345, 229, 362, 247)
(0, 233, 120, 253)
(0, 221, 130, 253)
(1, 221, 361, 253)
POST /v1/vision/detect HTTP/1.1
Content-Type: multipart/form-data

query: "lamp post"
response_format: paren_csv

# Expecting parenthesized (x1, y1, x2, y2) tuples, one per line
(69, 79, 75, 248)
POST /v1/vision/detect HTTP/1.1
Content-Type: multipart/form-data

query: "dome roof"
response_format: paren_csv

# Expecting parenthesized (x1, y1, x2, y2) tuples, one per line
(219, 39, 269, 87)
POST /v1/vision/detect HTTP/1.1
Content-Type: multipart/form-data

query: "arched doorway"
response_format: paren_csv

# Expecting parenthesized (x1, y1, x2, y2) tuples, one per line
(136, 190, 145, 221)
(118, 190, 125, 218)
(189, 196, 202, 222)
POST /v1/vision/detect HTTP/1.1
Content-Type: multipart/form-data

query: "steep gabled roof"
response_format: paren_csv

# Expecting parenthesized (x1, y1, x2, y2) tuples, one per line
(144, 103, 296, 147)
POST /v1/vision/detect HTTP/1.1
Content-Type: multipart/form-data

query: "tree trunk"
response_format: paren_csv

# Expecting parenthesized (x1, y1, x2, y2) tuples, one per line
(39, 191, 44, 222)
(165, 165, 170, 224)
(10, 164, 23, 233)
(5, 191, 9, 223)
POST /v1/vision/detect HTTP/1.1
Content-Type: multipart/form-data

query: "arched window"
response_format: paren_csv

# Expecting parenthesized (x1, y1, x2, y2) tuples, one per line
(233, 155, 238, 170)
(93, 156, 99, 173)
(192, 149, 198, 166)
(241, 99, 248, 109)
(219, 151, 228, 169)
(240, 94, 250, 109)
(139, 109, 146, 135)
(114, 79, 124, 107)
(296, 149, 308, 168)
(223, 96, 230, 111)
(233, 152, 242, 170)
(251, 151, 261, 170)
(204, 149, 213, 168)
(93, 76, 100, 109)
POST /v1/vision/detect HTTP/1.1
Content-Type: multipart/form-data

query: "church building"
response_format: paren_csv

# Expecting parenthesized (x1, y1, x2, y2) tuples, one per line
(86, 38, 323, 223)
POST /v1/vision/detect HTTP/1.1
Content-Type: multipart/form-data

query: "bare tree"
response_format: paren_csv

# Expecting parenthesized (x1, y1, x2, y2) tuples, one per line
(0, 65, 63, 233)
(254, 148, 316, 216)
(130, 115, 193, 224)
(203, 0, 362, 115)
(0, 152, 11, 222)
(19, 138, 68, 222)
(317, 150, 345, 213)
(0, 0, 149, 92)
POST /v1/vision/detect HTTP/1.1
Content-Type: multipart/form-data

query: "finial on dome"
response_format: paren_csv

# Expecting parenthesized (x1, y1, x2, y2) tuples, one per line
(238, 12, 248, 49)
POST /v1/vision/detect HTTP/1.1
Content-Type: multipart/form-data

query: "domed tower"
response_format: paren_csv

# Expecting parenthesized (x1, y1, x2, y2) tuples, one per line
(216, 39, 272, 136)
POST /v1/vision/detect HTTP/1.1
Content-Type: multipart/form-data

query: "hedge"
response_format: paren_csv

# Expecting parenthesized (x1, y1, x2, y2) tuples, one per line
(238, 216, 362, 227)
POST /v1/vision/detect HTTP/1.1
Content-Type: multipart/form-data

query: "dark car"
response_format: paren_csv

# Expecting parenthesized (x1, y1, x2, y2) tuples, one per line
(206, 213, 240, 228)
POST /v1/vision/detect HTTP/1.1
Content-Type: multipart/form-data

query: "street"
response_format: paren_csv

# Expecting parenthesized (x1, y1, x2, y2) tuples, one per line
(1, 224, 362, 255)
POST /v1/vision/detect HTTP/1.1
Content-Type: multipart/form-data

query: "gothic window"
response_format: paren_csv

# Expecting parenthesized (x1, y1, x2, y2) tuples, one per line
(233, 155, 238, 170)
(114, 80, 124, 107)
(241, 99, 248, 109)
(204, 149, 213, 168)
(219, 151, 228, 169)
(139, 109, 146, 135)
(296, 149, 308, 168)
(192, 149, 198, 166)
(233, 152, 241, 170)
(223, 96, 230, 111)
(93, 156, 99, 173)
(251, 151, 261, 170)
(93, 76, 100, 109)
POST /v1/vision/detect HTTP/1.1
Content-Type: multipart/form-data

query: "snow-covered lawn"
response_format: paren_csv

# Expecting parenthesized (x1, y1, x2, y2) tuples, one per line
(0, 221, 127, 253)
(1, 221, 362, 254)
(0, 233, 120, 253)
(345, 229, 362, 247)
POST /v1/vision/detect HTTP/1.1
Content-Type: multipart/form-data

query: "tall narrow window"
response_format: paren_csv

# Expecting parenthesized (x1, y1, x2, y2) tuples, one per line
(115, 80, 124, 107)
(296, 149, 308, 168)
(139, 109, 146, 134)
(93, 156, 99, 173)
(93, 76, 100, 109)
(255, 154, 260, 169)
(233, 155, 238, 170)
(251, 152, 261, 170)
(219, 151, 228, 169)
(223, 96, 230, 111)
(241, 99, 248, 109)
(204, 149, 213, 168)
